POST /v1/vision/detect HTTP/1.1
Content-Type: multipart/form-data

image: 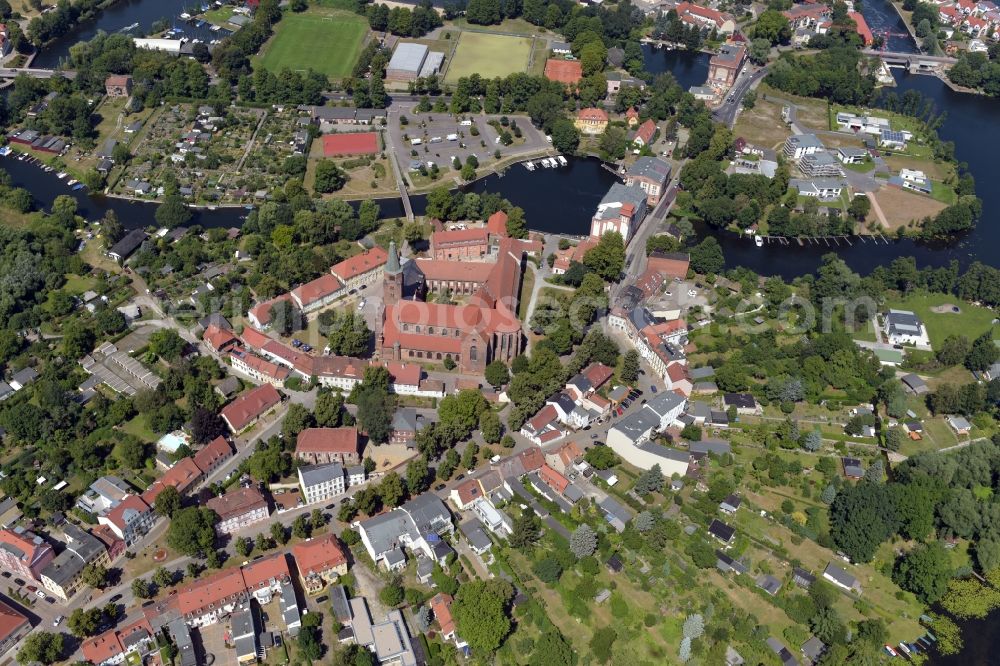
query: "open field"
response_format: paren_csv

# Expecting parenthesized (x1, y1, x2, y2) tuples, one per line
(760, 84, 830, 131)
(884, 291, 1000, 347)
(444, 31, 533, 83)
(869, 186, 946, 230)
(733, 95, 792, 149)
(258, 8, 367, 79)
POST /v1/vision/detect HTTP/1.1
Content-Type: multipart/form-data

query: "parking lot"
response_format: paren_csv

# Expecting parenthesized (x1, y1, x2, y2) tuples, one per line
(197, 621, 232, 666)
(385, 101, 550, 184)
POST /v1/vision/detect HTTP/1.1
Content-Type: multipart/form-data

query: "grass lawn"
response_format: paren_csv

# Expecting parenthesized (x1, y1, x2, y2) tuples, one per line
(444, 31, 533, 83)
(732, 95, 792, 150)
(257, 8, 367, 79)
(62, 273, 98, 294)
(884, 291, 999, 348)
(930, 179, 958, 205)
(843, 160, 875, 174)
(518, 264, 536, 320)
(122, 414, 158, 443)
(202, 6, 234, 26)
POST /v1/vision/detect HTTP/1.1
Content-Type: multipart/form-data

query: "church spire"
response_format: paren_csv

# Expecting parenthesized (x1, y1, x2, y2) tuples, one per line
(386, 240, 401, 274)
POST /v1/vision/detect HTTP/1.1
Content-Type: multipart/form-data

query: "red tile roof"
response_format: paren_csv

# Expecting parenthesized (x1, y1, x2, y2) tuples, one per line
(291, 273, 343, 308)
(544, 59, 583, 84)
(429, 593, 456, 636)
(330, 247, 388, 282)
(583, 362, 614, 390)
(0, 599, 27, 645)
(295, 427, 359, 455)
(177, 566, 247, 616)
(232, 351, 291, 382)
(240, 326, 272, 351)
(646, 252, 690, 280)
(667, 363, 689, 383)
(322, 132, 379, 157)
(206, 486, 267, 521)
(193, 436, 233, 474)
(105, 75, 131, 87)
(386, 362, 421, 387)
(848, 11, 873, 44)
(221, 384, 282, 432)
(104, 495, 150, 531)
(578, 107, 608, 123)
(518, 447, 545, 473)
(82, 627, 125, 664)
(634, 119, 657, 145)
(241, 553, 291, 591)
(539, 464, 569, 494)
(431, 228, 489, 247)
(453, 478, 483, 506)
(248, 293, 292, 327)
(526, 405, 558, 432)
(292, 534, 347, 577)
(203, 324, 238, 352)
(486, 210, 508, 236)
(415, 258, 490, 282)
(142, 457, 202, 504)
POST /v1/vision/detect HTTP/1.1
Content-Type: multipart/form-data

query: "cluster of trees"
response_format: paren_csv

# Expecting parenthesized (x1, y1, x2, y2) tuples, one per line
(805, 0, 866, 49)
(949, 51, 1000, 96)
(423, 187, 527, 237)
(213, 0, 282, 85)
(651, 8, 706, 50)
(26, 0, 110, 45)
(766, 48, 875, 104)
(918, 198, 981, 239)
(237, 67, 327, 105)
(317, 310, 371, 356)
(364, 0, 442, 37)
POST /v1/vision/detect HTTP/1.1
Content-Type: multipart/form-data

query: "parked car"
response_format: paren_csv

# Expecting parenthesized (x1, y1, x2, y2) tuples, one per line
(650, 386, 658, 393)
(435, 484, 446, 491)
(52, 616, 64, 627)
(456, 474, 465, 481)
(110, 594, 122, 602)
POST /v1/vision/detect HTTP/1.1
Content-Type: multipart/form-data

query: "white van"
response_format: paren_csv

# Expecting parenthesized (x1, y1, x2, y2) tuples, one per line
(446, 133, 458, 141)
(460, 119, 473, 126)
(410, 138, 422, 146)
(429, 136, 443, 143)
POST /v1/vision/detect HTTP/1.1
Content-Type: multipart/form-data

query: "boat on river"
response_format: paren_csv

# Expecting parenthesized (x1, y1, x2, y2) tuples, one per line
(56, 172, 67, 179)
(557, 155, 567, 166)
(754, 234, 763, 247)
(524, 160, 535, 171)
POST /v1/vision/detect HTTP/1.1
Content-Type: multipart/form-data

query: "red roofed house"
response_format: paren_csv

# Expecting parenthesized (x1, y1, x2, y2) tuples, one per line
(637, 319, 688, 382)
(290, 273, 344, 313)
(141, 457, 203, 505)
(429, 593, 459, 644)
(449, 477, 485, 510)
(632, 119, 657, 147)
(519, 404, 562, 445)
(708, 43, 747, 90)
(230, 350, 291, 387)
(544, 58, 583, 84)
(221, 384, 282, 433)
(177, 566, 249, 628)
(247, 292, 293, 329)
(940, 4, 960, 23)
(240, 326, 272, 351)
(385, 361, 422, 394)
(105, 75, 133, 97)
(321, 132, 379, 157)
(848, 11, 873, 45)
(192, 436, 234, 476)
(584, 362, 614, 391)
(538, 463, 570, 495)
(82, 618, 156, 666)
(98, 495, 154, 547)
(241, 553, 293, 605)
(330, 246, 388, 291)
(551, 237, 597, 275)
(675, 1, 736, 33)
(646, 251, 691, 280)
(625, 107, 640, 127)
(545, 441, 583, 475)
(206, 486, 269, 535)
(295, 427, 360, 465)
(575, 107, 609, 135)
(666, 362, 693, 396)
(0, 599, 30, 657)
(203, 323, 239, 354)
(0, 528, 54, 582)
(430, 227, 490, 260)
(292, 534, 348, 594)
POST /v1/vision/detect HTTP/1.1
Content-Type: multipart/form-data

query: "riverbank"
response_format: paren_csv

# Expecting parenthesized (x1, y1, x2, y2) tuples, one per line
(887, 0, 922, 48)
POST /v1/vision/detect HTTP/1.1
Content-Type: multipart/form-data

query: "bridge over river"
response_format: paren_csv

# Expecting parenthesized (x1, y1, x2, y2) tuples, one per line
(0, 67, 77, 79)
(862, 49, 958, 71)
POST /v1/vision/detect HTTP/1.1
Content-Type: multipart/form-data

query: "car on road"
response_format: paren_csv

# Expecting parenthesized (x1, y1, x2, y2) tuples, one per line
(591, 434, 599, 439)
(35, 590, 45, 599)
(650, 385, 658, 393)
(26, 585, 36, 593)
(14, 578, 24, 586)
(435, 483, 446, 491)
(325, 503, 337, 510)
(456, 474, 465, 481)
(110, 594, 122, 602)
(0, 572, 8, 579)
(53, 616, 63, 626)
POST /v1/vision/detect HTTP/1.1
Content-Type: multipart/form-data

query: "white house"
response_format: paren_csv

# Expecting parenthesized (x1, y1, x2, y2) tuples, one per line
(882, 309, 930, 347)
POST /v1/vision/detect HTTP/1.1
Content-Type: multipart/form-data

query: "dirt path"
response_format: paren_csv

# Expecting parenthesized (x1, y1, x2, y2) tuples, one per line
(867, 191, 889, 228)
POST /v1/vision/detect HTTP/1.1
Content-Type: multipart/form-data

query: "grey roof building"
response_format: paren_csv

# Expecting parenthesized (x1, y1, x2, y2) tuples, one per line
(708, 519, 735, 544)
(593, 183, 647, 222)
(716, 550, 748, 575)
(626, 156, 671, 184)
(460, 519, 493, 554)
(356, 493, 452, 568)
(823, 562, 861, 593)
(689, 366, 715, 380)
(598, 496, 632, 533)
(801, 636, 826, 662)
(690, 439, 732, 457)
(168, 619, 199, 666)
(108, 229, 147, 263)
(793, 567, 816, 589)
(757, 574, 782, 596)
(901, 373, 929, 395)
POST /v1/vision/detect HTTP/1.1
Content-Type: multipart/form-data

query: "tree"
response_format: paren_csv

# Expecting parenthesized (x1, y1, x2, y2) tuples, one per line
(621, 349, 640, 383)
(532, 557, 563, 584)
(452, 580, 514, 654)
(484, 361, 510, 389)
(821, 484, 837, 504)
(379, 581, 405, 607)
(680, 424, 702, 442)
(378, 471, 406, 508)
(293, 514, 311, 539)
(351, 367, 396, 444)
(81, 563, 109, 589)
(848, 195, 871, 222)
(682, 613, 704, 639)
(802, 429, 822, 451)
(829, 482, 898, 563)
(892, 542, 952, 603)
(314, 161, 347, 193)
(965, 330, 999, 372)
(937, 335, 970, 366)
(282, 403, 314, 440)
(68, 607, 103, 637)
(406, 457, 431, 495)
(755, 9, 792, 44)
(166, 507, 218, 557)
(928, 612, 963, 656)
(570, 524, 598, 559)
(584, 446, 619, 470)
(549, 117, 580, 154)
(590, 626, 617, 663)
(153, 567, 174, 589)
(634, 464, 665, 494)
(635, 511, 656, 533)
(17, 632, 63, 665)
(235, 536, 253, 557)
(131, 578, 153, 599)
(154, 486, 183, 518)
(191, 408, 226, 445)
(270, 299, 302, 336)
(315, 390, 348, 427)
(583, 231, 625, 281)
(530, 631, 573, 666)
(479, 410, 502, 444)
(509, 510, 542, 551)
(271, 522, 289, 545)
(940, 578, 1000, 619)
(155, 194, 192, 229)
(689, 237, 725, 274)
(149, 328, 186, 361)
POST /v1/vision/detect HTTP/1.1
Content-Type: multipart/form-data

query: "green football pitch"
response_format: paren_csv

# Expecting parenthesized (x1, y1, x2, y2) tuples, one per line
(444, 31, 534, 83)
(258, 9, 368, 79)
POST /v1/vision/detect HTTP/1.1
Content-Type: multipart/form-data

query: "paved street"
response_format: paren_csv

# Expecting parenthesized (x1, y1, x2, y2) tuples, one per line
(712, 66, 768, 128)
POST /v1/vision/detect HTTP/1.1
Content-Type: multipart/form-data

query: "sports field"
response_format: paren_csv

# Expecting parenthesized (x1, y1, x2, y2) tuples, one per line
(444, 31, 533, 83)
(258, 9, 367, 79)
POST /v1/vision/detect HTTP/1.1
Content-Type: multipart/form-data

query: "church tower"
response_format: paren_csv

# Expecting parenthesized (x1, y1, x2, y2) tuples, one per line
(383, 240, 403, 306)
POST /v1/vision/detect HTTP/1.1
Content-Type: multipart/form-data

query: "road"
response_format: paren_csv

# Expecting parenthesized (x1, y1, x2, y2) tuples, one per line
(711, 66, 768, 128)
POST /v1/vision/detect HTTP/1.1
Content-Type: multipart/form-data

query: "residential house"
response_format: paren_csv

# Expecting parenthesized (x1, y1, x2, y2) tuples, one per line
(900, 373, 929, 395)
(598, 496, 632, 532)
(719, 494, 741, 514)
(575, 107, 609, 135)
(344, 597, 418, 666)
(105, 75, 133, 97)
(98, 495, 154, 547)
(76, 475, 133, 515)
(220, 384, 282, 433)
(295, 427, 360, 465)
(0, 600, 30, 658)
(708, 519, 735, 545)
(355, 493, 453, 571)
(298, 463, 346, 505)
(723, 393, 759, 415)
(429, 593, 462, 647)
(631, 119, 657, 148)
(590, 182, 648, 243)
(842, 457, 864, 479)
(823, 562, 862, 593)
(675, 1, 737, 33)
(783, 134, 824, 160)
(766, 637, 800, 666)
(792, 567, 816, 589)
(192, 436, 234, 478)
(606, 392, 689, 473)
(206, 487, 269, 535)
(330, 247, 389, 292)
(791, 178, 848, 199)
(293, 533, 348, 594)
(948, 415, 972, 435)
(625, 156, 671, 205)
(545, 441, 583, 475)
(81, 619, 157, 666)
(40, 524, 107, 601)
(707, 43, 746, 90)
(0, 528, 55, 581)
(460, 519, 494, 555)
(882, 309, 930, 347)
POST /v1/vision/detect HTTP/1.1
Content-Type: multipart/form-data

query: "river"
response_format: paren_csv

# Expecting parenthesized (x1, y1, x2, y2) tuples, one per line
(6, 1, 999, 284)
